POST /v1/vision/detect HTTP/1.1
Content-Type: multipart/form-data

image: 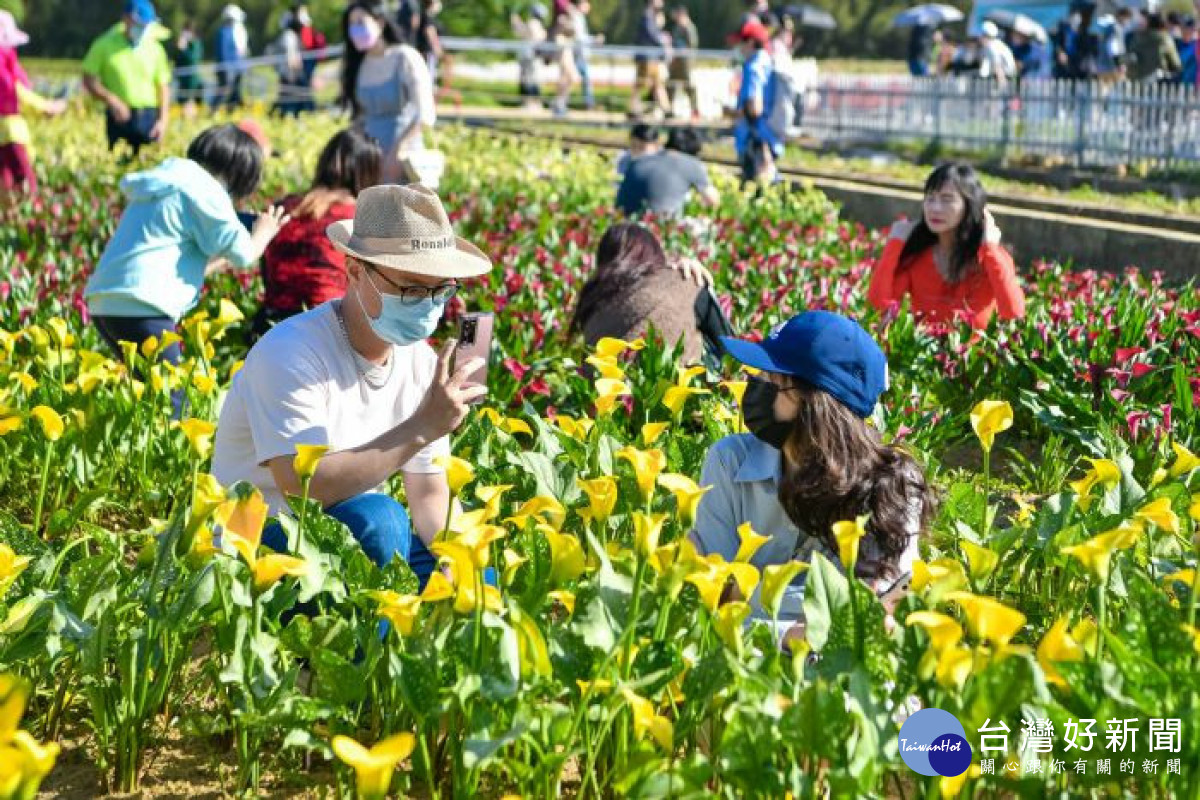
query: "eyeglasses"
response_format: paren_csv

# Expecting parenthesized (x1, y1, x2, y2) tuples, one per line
(366, 264, 459, 306)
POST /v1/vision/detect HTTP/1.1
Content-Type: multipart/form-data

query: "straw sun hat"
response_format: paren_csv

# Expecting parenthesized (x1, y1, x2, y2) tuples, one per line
(327, 184, 492, 279)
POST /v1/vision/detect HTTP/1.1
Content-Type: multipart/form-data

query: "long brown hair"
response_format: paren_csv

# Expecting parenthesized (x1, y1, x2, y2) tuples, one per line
(570, 222, 669, 334)
(777, 380, 934, 581)
(291, 129, 382, 220)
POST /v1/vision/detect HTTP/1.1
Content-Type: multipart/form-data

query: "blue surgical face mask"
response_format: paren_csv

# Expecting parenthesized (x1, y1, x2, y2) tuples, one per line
(355, 268, 445, 346)
(128, 23, 147, 45)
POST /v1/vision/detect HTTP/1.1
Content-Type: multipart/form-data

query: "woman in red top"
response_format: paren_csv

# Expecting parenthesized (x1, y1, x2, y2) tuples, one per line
(868, 163, 1025, 329)
(256, 128, 382, 337)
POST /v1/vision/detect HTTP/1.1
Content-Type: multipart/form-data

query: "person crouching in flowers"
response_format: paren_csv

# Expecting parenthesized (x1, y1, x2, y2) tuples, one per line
(867, 162, 1025, 329)
(212, 184, 491, 584)
(691, 311, 933, 646)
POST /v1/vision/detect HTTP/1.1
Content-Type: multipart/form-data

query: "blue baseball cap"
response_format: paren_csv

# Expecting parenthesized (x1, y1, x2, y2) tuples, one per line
(125, 0, 158, 24)
(721, 311, 888, 418)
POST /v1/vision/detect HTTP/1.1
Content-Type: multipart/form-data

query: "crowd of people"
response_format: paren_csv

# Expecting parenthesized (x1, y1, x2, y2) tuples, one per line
(909, 0, 1200, 88)
(2, 0, 1038, 644)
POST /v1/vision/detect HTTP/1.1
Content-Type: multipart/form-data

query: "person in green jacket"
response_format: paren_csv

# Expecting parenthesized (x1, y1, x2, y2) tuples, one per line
(1130, 12, 1182, 82)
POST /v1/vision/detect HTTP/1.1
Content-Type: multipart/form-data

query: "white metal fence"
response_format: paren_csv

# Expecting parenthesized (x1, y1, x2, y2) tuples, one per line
(803, 75, 1200, 169)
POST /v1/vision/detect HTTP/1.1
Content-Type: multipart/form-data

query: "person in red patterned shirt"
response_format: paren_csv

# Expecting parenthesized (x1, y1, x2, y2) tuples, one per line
(255, 128, 382, 338)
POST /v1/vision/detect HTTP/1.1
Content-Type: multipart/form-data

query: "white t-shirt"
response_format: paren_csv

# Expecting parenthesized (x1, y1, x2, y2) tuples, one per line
(212, 302, 449, 516)
(358, 44, 437, 128)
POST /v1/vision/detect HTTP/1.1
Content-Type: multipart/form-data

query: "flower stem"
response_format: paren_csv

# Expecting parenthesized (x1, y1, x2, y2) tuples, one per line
(33, 442, 53, 536)
(298, 477, 311, 552)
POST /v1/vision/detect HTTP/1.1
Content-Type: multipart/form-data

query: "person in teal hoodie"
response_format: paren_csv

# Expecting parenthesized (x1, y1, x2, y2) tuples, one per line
(85, 124, 289, 365)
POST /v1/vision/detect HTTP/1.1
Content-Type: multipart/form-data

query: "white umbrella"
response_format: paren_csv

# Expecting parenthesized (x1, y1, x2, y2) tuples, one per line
(984, 10, 1048, 41)
(893, 4, 965, 28)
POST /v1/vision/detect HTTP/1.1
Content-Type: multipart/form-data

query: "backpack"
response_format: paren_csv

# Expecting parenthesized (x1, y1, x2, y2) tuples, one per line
(765, 67, 801, 141)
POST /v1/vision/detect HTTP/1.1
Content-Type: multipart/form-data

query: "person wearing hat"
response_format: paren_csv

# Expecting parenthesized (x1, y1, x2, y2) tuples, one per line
(978, 21, 1017, 88)
(82, 0, 172, 154)
(212, 185, 492, 582)
(691, 311, 931, 645)
(734, 18, 781, 183)
(0, 11, 67, 194)
(215, 4, 251, 108)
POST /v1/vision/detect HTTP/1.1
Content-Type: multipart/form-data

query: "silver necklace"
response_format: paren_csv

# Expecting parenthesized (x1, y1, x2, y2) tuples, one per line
(334, 300, 393, 390)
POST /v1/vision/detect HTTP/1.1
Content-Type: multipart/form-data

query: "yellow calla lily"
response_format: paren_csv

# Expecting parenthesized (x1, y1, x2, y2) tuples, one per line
(713, 601, 751, 655)
(585, 354, 626, 380)
(0, 413, 20, 436)
(945, 592, 1026, 647)
(433, 455, 475, 495)
(506, 495, 567, 530)
(370, 590, 423, 637)
(474, 484, 514, 523)
(911, 558, 969, 596)
(293, 444, 331, 481)
(969, 400, 1013, 454)
(547, 590, 576, 615)
(662, 385, 708, 418)
(1036, 617, 1085, 688)
(554, 415, 594, 441)
(0, 544, 32, 598)
(760, 561, 809, 619)
(578, 477, 619, 525)
(832, 516, 868, 574)
(733, 521, 770, 563)
(215, 489, 270, 566)
(595, 337, 644, 358)
(1070, 458, 1121, 511)
(421, 571, 455, 602)
(934, 644, 975, 691)
(595, 378, 631, 417)
(331, 732, 416, 800)
(1060, 523, 1143, 583)
(641, 422, 670, 446)
(906, 611, 965, 652)
(1169, 441, 1199, 478)
(621, 689, 673, 751)
(1134, 497, 1180, 533)
(657, 473, 710, 529)
(939, 764, 981, 798)
(448, 514, 505, 569)
(0, 673, 30, 741)
(177, 418, 216, 460)
(539, 525, 586, 584)
(511, 607, 552, 678)
(431, 541, 485, 614)
(251, 554, 309, 594)
(1191, 494, 1200, 523)
(632, 512, 667, 558)
(617, 446, 667, 504)
(1162, 568, 1195, 587)
(191, 473, 227, 524)
(1181, 624, 1200, 654)
(960, 540, 1000, 582)
(29, 406, 63, 442)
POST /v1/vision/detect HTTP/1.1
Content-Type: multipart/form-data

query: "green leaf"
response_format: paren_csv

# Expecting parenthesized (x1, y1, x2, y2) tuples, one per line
(801, 553, 850, 652)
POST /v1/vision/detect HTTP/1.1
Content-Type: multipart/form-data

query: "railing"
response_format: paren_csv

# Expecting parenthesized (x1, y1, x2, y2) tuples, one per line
(804, 75, 1200, 169)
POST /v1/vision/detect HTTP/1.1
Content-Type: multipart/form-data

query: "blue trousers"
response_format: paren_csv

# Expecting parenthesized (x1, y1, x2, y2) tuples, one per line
(263, 493, 437, 588)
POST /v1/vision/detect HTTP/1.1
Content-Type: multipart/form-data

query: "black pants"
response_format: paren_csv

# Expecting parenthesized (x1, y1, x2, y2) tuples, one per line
(105, 108, 160, 154)
(93, 315, 182, 366)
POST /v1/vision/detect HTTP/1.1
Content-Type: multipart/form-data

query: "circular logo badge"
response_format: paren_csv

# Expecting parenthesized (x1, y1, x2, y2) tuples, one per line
(898, 708, 972, 777)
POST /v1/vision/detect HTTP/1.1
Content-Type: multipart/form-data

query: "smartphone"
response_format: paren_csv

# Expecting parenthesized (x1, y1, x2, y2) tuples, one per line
(876, 572, 912, 608)
(456, 312, 494, 401)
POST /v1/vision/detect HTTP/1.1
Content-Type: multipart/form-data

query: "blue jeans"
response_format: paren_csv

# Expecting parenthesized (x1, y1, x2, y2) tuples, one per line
(575, 49, 594, 108)
(263, 493, 437, 587)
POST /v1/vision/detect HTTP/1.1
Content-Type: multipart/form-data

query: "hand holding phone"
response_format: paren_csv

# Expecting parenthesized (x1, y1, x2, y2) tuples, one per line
(455, 312, 494, 403)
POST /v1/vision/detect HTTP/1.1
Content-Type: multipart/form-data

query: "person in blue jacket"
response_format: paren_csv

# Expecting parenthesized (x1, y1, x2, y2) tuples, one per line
(85, 124, 288, 366)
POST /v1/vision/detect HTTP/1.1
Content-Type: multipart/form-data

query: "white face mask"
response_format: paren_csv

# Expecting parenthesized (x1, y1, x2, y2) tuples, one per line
(348, 18, 382, 52)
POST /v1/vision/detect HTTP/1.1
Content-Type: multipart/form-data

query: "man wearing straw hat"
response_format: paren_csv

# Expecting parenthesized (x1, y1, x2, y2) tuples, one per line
(213, 185, 491, 584)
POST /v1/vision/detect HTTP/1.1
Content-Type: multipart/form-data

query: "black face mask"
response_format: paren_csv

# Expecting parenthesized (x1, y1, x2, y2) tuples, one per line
(742, 378, 792, 450)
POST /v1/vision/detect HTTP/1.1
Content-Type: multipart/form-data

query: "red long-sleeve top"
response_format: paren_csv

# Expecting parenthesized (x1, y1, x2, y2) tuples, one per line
(867, 238, 1026, 328)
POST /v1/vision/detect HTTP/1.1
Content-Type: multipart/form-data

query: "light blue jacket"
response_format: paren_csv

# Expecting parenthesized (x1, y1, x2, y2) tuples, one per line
(85, 158, 255, 321)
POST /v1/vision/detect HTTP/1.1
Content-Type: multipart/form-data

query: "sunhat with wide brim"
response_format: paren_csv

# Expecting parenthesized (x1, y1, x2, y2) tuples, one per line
(0, 11, 30, 48)
(327, 184, 492, 280)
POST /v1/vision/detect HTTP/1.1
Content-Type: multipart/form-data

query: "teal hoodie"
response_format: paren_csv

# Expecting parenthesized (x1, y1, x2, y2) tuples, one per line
(85, 157, 256, 321)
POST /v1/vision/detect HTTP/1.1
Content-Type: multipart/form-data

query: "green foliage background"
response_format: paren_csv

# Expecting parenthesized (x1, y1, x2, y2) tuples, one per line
(11, 0, 971, 60)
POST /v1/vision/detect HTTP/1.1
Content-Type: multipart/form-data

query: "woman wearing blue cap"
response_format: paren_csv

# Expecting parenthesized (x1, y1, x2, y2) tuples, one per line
(692, 311, 933, 644)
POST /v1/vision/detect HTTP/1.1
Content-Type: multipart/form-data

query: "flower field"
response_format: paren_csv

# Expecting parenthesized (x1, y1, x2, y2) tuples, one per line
(0, 109, 1198, 799)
